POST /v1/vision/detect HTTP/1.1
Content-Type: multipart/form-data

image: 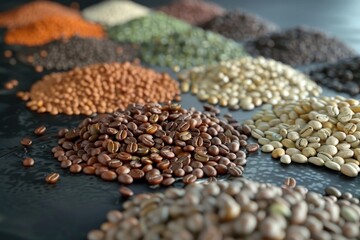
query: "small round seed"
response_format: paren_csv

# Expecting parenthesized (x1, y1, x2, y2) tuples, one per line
(22, 157, 35, 167)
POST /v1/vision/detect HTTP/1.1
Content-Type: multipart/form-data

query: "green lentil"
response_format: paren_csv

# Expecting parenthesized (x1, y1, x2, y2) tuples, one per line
(141, 27, 247, 70)
(108, 12, 192, 44)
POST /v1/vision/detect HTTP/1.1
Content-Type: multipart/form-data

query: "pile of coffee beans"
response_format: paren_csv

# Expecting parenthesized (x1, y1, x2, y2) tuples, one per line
(82, 0, 150, 27)
(5, 15, 105, 46)
(141, 28, 247, 70)
(309, 56, 360, 95)
(108, 13, 191, 44)
(179, 57, 322, 110)
(17, 37, 139, 71)
(202, 10, 278, 41)
(21, 62, 180, 115)
(52, 102, 254, 186)
(246, 96, 360, 177)
(245, 27, 355, 66)
(0, 1, 80, 28)
(87, 178, 360, 240)
(157, 0, 224, 26)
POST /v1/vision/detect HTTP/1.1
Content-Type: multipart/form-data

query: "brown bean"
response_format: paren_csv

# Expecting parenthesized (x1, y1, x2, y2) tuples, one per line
(70, 164, 82, 173)
(118, 174, 133, 184)
(20, 137, 32, 146)
(45, 173, 60, 184)
(83, 166, 96, 175)
(203, 165, 217, 177)
(192, 168, 204, 178)
(246, 143, 259, 153)
(22, 157, 35, 167)
(183, 174, 197, 184)
(34, 125, 47, 135)
(147, 174, 163, 185)
(228, 166, 243, 177)
(60, 159, 72, 168)
(284, 177, 297, 188)
(162, 177, 176, 186)
(119, 186, 134, 198)
(116, 166, 130, 175)
(129, 169, 145, 179)
(101, 171, 117, 181)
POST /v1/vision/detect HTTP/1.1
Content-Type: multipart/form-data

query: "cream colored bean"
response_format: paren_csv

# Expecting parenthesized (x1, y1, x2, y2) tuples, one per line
(317, 145, 338, 156)
(280, 154, 291, 164)
(287, 132, 300, 142)
(336, 150, 354, 159)
(308, 136, 320, 143)
(307, 143, 321, 149)
(325, 161, 341, 171)
(251, 129, 264, 139)
(302, 147, 316, 158)
(291, 154, 308, 163)
(317, 152, 332, 162)
(269, 141, 282, 148)
(337, 143, 351, 151)
(286, 148, 301, 156)
(309, 157, 325, 166)
(332, 156, 345, 165)
(258, 137, 271, 145)
(333, 132, 346, 141)
(281, 139, 295, 148)
(350, 140, 360, 148)
(295, 138, 308, 149)
(271, 148, 285, 159)
(325, 136, 339, 146)
(299, 125, 313, 137)
(341, 164, 358, 177)
(308, 120, 322, 130)
(261, 144, 274, 153)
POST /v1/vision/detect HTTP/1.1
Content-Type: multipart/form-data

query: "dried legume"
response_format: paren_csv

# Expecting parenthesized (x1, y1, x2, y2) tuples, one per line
(108, 12, 191, 44)
(88, 178, 360, 239)
(52, 102, 252, 186)
(179, 57, 321, 110)
(248, 96, 360, 177)
(22, 62, 180, 115)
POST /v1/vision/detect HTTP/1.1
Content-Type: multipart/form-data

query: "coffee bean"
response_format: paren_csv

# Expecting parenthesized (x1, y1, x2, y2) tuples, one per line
(203, 165, 217, 177)
(69, 164, 82, 173)
(119, 186, 134, 198)
(129, 169, 145, 179)
(101, 171, 117, 181)
(22, 157, 34, 167)
(118, 174, 133, 184)
(147, 174, 163, 185)
(116, 166, 130, 175)
(183, 174, 197, 184)
(162, 177, 176, 186)
(283, 177, 297, 188)
(60, 159, 72, 169)
(246, 143, 259, 153)
(45, 173, 60, 184)
(20, 137, 32, 146)
(228, 166, 243, 177)
(83, 166, 96, 175)
(34, 125, 46, 135)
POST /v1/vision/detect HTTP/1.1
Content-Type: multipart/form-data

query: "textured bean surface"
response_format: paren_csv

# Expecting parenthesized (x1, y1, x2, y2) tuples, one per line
(52, 102, 252, 186)
(89, 178, 360, 239)
(247, 96, 360, 177)
(245, 27, 355, 66)
(157, 0, 224, 26)
(202, 9, 278, 41)
(21, 62, 180, 115)
(17, 37, 139, 71)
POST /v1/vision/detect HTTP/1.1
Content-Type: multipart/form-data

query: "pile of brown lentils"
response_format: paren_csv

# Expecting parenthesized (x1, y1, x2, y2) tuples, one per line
(179, 57, 322, 110)
(247, 96, 360, 177)
(87, 178, 360, 240)
(19, 62, 180, 115)
(52, 102, 256, 186)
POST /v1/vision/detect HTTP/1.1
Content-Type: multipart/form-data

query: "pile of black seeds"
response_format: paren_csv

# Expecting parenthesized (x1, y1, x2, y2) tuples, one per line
(201, 10, 278, 41)
(309, 56, 360, 95)
(245, 27, 356, 66)
(17, 36, 139, 71)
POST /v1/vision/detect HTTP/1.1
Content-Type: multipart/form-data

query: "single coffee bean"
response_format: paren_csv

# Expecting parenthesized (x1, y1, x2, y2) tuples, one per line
(162, 177, 176, 186)
(119, 186, 134, 198)
(228, 166, 243, 177)
(183, 174, 197, 184)
(101, 171, 117, 181)
(203, 165, 217, 177)
(60, 159, 72, 168)
(246, 143, 259, 153)
(118, 174, 133, 184)
(34, 125, 47, 135)
(20, 137, 32, 146)
(283, 177, 297, 188)
(83, 166, 96, 175)
(70, 164, 82, 173)
(22, 157, 35, 167)
(45, 173, 60, 184)
(129, 169, 145, 179)
(147, 174, 163, 185)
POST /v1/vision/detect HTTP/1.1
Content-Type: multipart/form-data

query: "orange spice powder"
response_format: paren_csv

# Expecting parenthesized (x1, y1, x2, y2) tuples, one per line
(0, 1, 80, 29)
(5, 15, 105, 46)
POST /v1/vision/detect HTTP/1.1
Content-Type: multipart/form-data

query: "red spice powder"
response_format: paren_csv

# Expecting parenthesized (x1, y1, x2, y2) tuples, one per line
(5, 15, 105, 46)
(0, 1, 80, 29)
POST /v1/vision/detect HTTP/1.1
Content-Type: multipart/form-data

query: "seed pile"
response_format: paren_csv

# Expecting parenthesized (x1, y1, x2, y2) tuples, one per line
(179, 57, 322, 110)
(202, 10, 278, 41)
(5, 15, 105, 46)
(157, 0, 224, 26)
(309, 56, 360, 95)
(88, 178, 360, 240)
(108, 13, 192, 44)
(247, 96, 360, 177)
(0, 1, 80, 28)
(17, 37, 139, 71)
(22, 62, 180, 115)
(51, 102, 254, 186)
(141, 28, 247, 70)
(245, 27, 355, 66)
(82, 0, 150, 27)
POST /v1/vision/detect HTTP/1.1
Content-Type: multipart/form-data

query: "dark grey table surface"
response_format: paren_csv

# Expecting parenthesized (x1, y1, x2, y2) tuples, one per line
(0, 0, 360, 239)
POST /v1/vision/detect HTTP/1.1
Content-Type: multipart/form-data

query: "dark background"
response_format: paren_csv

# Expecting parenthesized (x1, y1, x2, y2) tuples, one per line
(0, 1, 360, 239)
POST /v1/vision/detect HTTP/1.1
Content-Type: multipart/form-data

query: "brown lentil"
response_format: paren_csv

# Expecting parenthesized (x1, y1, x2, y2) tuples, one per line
(89, 178, 360, 239)
(52, 102, 252, 186)
(23, 62, 180, 115)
